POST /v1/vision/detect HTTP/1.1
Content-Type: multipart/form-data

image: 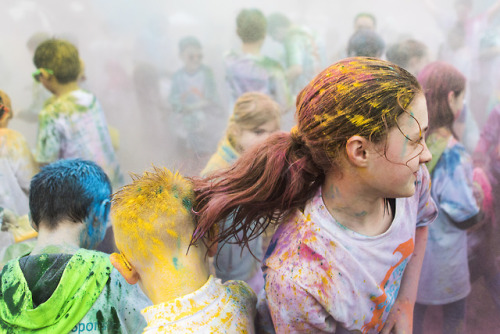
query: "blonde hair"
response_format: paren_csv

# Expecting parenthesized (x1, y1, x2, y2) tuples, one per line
(227, 92, 281, 147)
(112, 167, 196, 265)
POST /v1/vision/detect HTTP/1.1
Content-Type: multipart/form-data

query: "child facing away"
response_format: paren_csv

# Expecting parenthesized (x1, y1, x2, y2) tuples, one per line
(0, 90, 39, 260)
(414, 62, 483, 334)
(109, 167, 256, 333)
(225, 9, 292, 114)
(201, 92, 281, 293)
(266, 13, 326, 97)
(191, 57, 438, 333)
(386, 39, 429, 77)
(169, 36, 222, 160)
(33, 38, 123, 188)
(0, 159, 150, 333)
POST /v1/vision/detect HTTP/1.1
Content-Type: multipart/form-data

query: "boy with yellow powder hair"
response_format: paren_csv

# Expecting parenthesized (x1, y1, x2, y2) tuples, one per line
(110, 167, 257, 333)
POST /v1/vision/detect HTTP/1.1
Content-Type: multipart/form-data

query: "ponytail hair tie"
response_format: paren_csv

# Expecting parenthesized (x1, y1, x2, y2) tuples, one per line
(290, 126, 305, 146)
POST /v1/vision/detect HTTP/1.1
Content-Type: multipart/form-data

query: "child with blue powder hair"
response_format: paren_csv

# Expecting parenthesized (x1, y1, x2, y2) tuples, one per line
(0, 159, 150, 333)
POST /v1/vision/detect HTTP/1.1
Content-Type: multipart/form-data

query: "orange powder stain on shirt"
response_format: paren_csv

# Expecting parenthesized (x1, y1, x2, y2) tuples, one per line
(361, 238, 414, 333)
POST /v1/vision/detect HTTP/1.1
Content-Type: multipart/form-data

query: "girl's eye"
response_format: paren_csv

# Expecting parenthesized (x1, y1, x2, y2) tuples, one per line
(253, 129, 265, 135)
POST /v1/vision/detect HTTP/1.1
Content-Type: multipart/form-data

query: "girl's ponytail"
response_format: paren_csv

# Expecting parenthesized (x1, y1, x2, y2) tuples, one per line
(190, 131, 324, 250)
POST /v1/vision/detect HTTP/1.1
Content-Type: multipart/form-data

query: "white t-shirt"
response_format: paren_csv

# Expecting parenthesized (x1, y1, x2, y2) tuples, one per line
(141, 276, 256, 333)
(259, 165, 438, 333)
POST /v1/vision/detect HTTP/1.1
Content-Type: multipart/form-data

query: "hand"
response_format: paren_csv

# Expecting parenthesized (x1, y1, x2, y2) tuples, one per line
(381, 297, 414, 334)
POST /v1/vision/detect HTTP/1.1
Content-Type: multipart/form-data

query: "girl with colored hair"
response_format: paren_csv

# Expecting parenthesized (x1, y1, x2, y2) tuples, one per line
(414, 62, 482, 334)
(201, 92, 281, 293)
(192, 57, 437, 333)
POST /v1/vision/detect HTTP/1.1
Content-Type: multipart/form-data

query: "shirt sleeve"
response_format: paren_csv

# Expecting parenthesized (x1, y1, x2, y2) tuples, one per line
(436, 151, 480, 223)
(35, 110, 61, 164)
(264, 269, 335, 333)
(416, 165, 438, 227)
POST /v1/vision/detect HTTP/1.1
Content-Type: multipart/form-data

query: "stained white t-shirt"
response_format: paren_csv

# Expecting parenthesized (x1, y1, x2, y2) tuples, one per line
(142, 276, 256, 333)
(259, 165, 438, 333)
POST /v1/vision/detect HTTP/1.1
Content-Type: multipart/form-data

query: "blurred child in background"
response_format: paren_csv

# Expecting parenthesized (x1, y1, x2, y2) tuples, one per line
(201, 92, 281, 294)
(266, 13, 325, 97)
(386, 39, 429, 76)
(225, 9, 291, 114)
(169, 36, 221, 172)
(0, 90, 39, 261)
(415, 62, 483, 334)
(33, 38, 123, 188)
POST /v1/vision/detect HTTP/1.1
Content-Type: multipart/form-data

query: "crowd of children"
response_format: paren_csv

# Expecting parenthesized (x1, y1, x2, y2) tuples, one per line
(1, 2, 500, 334)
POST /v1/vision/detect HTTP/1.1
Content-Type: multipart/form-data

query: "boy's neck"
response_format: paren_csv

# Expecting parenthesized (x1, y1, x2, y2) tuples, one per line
(322, 170, 394, 236)
(52, 81, 80, 98)
(31, 219, 83, 255)
(242, 40, 263, 56)
(139, 253, 211, 305)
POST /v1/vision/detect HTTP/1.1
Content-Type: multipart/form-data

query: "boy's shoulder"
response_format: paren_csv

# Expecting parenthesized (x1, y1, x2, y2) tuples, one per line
(40, 89, 96, 118)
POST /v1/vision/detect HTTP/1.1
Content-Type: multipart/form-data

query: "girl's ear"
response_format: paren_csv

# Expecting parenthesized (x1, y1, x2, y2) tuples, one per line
(345, 135, 369, 167)
(447, 91, 455, 110)
(110, 252, 140, 284)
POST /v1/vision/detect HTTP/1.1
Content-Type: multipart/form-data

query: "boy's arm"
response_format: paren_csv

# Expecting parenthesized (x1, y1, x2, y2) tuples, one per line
(381, 226, 427, 334)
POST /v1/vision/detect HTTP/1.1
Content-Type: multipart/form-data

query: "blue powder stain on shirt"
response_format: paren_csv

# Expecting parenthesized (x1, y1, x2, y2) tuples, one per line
(263, 236, 278, 262)
(442, 145, 463, 177)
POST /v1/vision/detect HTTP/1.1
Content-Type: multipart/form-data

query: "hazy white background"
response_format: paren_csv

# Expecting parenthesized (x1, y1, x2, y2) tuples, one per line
(1, 0, 497, 179)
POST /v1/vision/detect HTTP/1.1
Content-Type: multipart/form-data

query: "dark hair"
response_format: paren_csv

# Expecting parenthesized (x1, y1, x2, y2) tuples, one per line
(33, 39, 80, 84)
(179, 36, 202, 53)
(354, 12, 377, 27)
(417, 61, 466, 136)
(191, 57, 421, 251)
(267, 12, 291, 35)
(237, 9, 267, 43)
(347, 30, 385, 57)
(29, 159, 111, 230)
(386, 39, 427, 69)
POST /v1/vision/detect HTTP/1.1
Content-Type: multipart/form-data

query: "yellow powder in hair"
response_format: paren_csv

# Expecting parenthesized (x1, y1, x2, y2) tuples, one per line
(112, 167, 195, 268)
(347, 114, 373, 127)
